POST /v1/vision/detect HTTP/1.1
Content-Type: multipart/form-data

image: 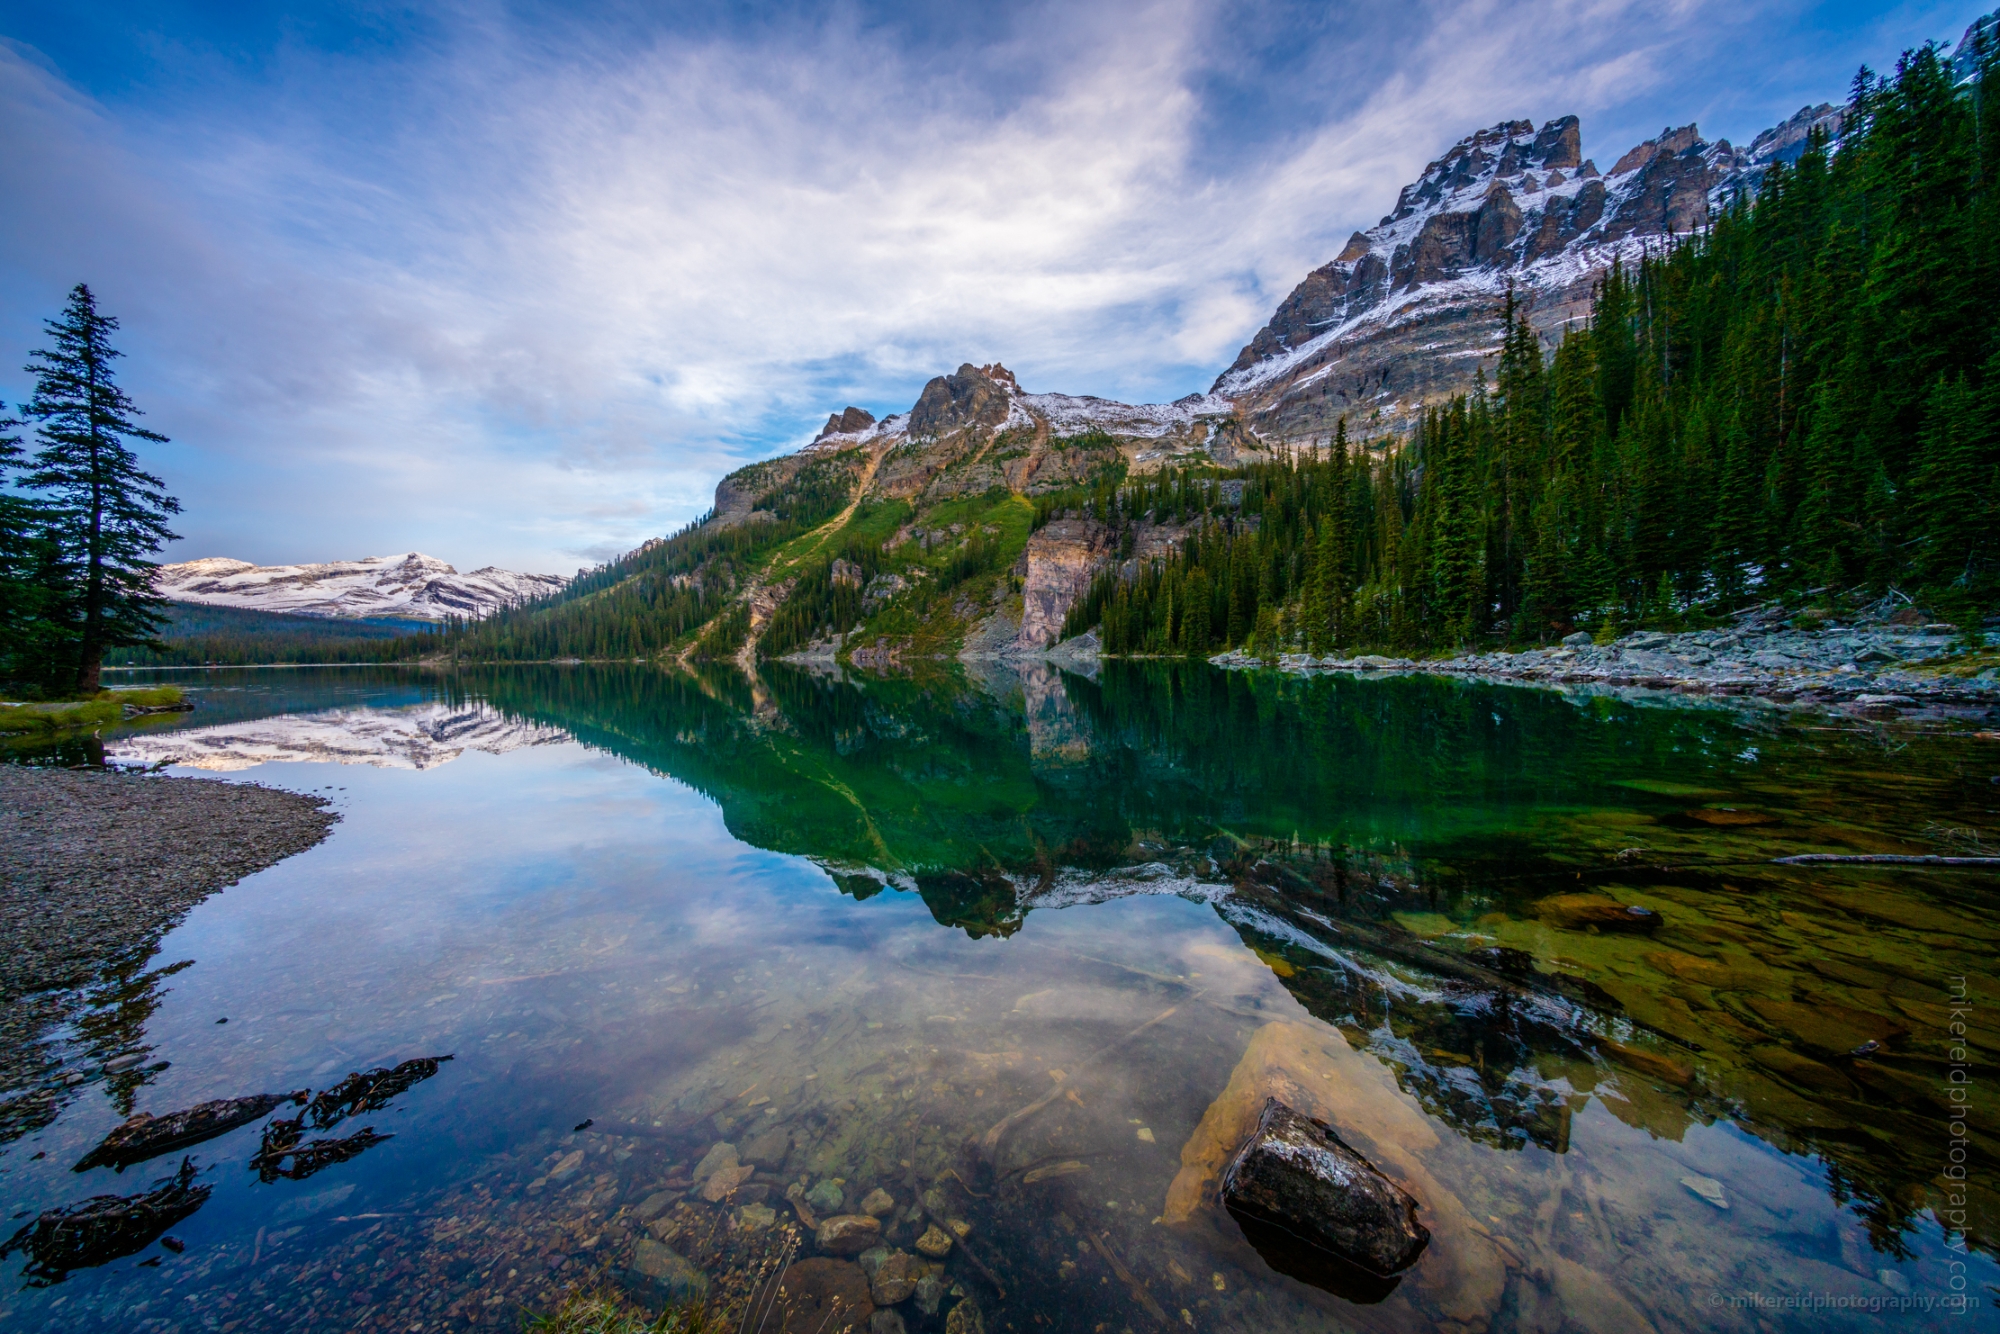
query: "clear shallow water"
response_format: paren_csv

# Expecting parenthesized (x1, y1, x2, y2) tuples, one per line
(3, 662, 1996, 1332)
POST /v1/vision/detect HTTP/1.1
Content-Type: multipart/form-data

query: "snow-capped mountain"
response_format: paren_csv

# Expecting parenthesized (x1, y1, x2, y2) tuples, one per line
(156, 552, 568, 621)
(1211, 104, 1846, 441)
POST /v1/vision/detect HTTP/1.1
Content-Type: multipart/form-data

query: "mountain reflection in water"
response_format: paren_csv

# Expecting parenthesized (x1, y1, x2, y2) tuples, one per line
(0, 660, 1988, 1332)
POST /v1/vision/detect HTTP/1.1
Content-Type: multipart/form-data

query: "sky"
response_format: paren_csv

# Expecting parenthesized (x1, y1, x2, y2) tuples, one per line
(1, 0, 1993, 575)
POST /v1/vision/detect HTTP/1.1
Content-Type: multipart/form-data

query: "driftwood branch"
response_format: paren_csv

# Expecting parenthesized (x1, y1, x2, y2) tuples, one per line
(1088, 1231, 1169, 1324)
(1771, 854, 2000, 867)
(973, 1003, 1183, 1161)
(922, 1181, 1006, 1300)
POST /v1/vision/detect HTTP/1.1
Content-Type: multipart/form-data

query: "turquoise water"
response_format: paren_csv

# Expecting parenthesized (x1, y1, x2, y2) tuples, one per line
(2, 662, 1995, 1331)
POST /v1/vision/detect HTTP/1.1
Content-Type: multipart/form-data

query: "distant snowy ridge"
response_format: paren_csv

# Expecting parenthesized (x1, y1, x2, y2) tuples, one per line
(156, 552, 568, 621)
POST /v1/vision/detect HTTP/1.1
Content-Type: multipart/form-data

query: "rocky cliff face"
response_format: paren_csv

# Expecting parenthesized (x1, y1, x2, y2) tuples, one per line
(1017, 519, 1110, 650)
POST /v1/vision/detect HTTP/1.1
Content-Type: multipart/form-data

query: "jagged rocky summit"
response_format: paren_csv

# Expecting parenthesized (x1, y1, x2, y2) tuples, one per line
(1213, 106, 1844, 439)
(156, 553, 569, 621)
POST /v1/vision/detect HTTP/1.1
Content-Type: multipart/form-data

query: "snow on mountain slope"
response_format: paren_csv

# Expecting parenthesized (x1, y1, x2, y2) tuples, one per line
(156, 553, 569, 621)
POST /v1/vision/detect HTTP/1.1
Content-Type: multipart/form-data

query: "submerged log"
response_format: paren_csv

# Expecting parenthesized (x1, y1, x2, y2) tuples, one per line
(1, 1158, 210, 1283)
(75, 1092, 305, 1172)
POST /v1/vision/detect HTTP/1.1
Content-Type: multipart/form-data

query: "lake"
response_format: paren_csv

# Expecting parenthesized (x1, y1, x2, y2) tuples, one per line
(3, 661, 1996, 1332)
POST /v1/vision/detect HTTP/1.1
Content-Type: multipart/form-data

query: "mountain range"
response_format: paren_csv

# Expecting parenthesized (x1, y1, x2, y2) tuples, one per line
(360, 8, 2000, 664)
(156, 553, 568, 621)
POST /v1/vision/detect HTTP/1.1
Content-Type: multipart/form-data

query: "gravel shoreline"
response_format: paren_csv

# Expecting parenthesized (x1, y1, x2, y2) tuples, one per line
(1213, 606, 2000, 722)
(0, 766, 338, 1144)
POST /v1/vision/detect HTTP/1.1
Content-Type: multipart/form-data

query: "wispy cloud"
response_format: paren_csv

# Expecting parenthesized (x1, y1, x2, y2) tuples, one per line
(1, 0, 1981, 572)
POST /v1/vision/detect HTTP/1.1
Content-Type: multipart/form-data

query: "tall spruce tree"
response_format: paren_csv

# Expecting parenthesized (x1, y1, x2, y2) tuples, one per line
(21, 285, 182, 693)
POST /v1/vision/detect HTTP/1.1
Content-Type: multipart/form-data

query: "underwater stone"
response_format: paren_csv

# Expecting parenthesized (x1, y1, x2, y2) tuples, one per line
(861, 1187, 895, 1217)
(868, 1249, 921, 1305)
(914, 1224, 953, 1258)
(913, 1271, 946, 1315)
(1679, 1175, 1728, 1210)
(627, 1238, 708, 1304)
(944, 1298, 985, 1334)
(806, 1179, 846, 1213)
(690, 1142, 738, 1185)
(742, 1126, 792, 1167)
(1221, 1099, 1430, 1279)
(700, 1163, 755, 1203)
(1533, 894, 1662, 933)
(634, 1189, 681, 1221)
(817, 1214, 883, 1256)
(738, 1202, 777, 1229)
(869, 1312, 908, 1334)
(547, 1149, 585, 1181)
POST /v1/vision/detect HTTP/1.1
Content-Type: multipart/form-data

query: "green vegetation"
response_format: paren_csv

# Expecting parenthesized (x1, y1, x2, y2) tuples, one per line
(783, 488, 1033, 659)
(1067, 42, 2000, 655)
(0, 685, 185, 739)
(433, 450, 871, 662)
(1, 285, 183, 695)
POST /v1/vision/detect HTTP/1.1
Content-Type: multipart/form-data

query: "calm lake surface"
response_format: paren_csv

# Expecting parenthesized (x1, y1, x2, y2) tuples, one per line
(3, 662, 1996, 1332)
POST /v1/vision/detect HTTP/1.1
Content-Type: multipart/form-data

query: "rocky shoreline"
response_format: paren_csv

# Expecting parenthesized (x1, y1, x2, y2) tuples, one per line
(1210, 607, 2000, 722)
(0, 766, 338, 1144)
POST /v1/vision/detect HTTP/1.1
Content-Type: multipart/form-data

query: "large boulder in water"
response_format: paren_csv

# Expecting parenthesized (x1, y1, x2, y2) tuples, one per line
(1221, 1098, 1429, 1289)
(1162, 1021, 1504, 1324)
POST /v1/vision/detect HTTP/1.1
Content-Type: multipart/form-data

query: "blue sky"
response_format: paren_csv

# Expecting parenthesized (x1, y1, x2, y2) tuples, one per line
(2, 0, 1992, 575)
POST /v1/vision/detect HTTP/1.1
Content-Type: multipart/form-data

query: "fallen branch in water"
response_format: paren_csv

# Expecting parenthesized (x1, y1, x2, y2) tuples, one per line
(1088, 1231, 1169, 1325)
(1771, 854, 2000, 867)
(972, 1003, 1184, 1162)
(925, 1177, 1006, 1300)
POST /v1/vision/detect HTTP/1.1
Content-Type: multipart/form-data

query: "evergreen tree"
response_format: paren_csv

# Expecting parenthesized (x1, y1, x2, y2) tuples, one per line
(21, 285, 182, 693)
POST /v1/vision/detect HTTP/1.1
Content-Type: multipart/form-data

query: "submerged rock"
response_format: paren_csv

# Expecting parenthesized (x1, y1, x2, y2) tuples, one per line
(913, 1271, 946, 1316)
(913, 1223, 953, 1257)
(860, 1187, 896, 1217)
(1533, 894, 1662, 933)
(74, 1092, 303, 1172)
(626, 1237, 708, 1304)
(944, 1298, 985, 1334)
(817, 1213, 882, 1256)
(1679, 1174, 1728, 1209)
(690, 1141, 738, 1185)
(865, 1248, 922, 1304)
(805, 1178, 846, 1213)
(1222, 1099, 1430, 1281)
(1163, 1022, 1504, 1323)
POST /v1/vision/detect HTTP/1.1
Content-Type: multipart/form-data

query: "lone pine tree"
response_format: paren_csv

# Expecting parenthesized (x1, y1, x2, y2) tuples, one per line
(21, 284, 181, 693)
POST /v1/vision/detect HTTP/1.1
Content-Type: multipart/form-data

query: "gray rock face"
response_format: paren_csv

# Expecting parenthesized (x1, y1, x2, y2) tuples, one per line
(819, 406, 877, 438)
(909, 364, 1017, 436)
(1221, 1099, 1430, 1280)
